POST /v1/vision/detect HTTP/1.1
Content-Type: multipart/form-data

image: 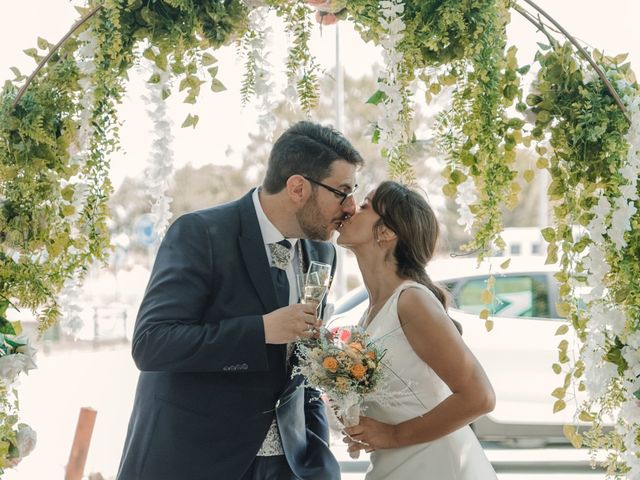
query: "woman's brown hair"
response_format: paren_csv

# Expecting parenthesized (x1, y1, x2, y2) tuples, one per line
(371, 181, 461, 333)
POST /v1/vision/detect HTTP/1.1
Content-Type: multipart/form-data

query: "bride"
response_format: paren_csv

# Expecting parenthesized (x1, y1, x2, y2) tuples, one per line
(337, 180, 497, 479)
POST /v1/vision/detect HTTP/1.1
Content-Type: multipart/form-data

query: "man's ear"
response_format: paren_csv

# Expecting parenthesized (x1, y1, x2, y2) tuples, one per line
(286, 175, 308, 204)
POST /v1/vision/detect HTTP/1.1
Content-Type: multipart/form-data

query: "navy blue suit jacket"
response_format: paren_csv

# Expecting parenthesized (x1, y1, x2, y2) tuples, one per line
(116, 190, 340, 480)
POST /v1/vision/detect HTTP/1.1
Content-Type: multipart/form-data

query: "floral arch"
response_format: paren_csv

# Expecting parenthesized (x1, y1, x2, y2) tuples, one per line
(0, 0, 638, 476)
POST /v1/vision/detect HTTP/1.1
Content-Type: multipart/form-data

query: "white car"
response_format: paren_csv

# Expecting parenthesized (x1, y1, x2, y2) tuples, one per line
(328, 255, 585, 446)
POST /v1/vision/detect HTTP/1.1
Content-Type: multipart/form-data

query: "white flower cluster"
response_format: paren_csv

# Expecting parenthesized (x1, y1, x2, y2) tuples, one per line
(247, 6, 276, 141)
(142, 48, 175, 242)
(65, 29, 97, 227)
(615, 86, 640, 478)
(0, 334, 37, 385)
(455, 177, 478, 234)
(3, 424, 37, 468)
(579, 85, 640, 475)
(57, 28, 98, 335)
(376, 0, 408, 160)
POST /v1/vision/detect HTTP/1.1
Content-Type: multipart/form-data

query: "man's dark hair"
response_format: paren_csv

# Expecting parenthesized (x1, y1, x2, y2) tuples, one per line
(262, 121, 364, 194)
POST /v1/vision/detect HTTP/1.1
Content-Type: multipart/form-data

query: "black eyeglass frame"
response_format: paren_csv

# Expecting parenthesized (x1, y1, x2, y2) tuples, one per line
(302, 175, 358, 205)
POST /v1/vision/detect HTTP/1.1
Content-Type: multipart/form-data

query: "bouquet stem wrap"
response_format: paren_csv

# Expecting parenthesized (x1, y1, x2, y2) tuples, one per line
(342, 402, 361, 459)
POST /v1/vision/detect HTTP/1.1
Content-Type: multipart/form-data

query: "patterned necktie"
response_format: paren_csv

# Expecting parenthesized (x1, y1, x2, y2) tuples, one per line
(269, 239, 291, 307)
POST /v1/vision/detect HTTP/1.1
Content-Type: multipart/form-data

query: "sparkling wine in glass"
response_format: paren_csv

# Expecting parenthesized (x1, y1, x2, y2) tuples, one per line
(301, 261, 332, 322)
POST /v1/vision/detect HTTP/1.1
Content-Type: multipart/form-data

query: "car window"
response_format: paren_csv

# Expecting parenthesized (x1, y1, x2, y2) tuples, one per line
(454, 274, 552, 318)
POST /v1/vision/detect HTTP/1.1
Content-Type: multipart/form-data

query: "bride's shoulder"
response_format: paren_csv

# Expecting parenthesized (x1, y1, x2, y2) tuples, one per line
(396, 282, 447, 321)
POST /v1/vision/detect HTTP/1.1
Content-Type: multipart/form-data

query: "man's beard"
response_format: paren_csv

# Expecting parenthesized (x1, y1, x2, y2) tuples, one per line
(296, 195, 331, 241)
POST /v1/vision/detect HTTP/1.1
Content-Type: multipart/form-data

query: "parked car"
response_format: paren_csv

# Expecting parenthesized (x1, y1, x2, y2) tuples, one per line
(328, 255, 585, 447)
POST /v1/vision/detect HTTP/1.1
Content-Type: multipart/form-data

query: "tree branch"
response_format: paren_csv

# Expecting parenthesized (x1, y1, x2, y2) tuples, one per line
(513, 0, 630, 123)
(12, 4, 103, 109)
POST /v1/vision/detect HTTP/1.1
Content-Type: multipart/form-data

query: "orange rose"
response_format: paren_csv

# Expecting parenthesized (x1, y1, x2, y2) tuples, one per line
(348, 342, 364, 352)
(322, 356, 338, 372)
(365, 350, 376, 361)
(350, 363, 367, 380)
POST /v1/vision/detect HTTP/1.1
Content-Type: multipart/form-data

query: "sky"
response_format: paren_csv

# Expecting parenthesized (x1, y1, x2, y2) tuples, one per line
(1, 1, 639, 189)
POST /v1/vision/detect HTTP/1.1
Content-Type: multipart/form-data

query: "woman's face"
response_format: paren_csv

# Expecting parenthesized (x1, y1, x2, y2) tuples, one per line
(336, 189, 379, 248)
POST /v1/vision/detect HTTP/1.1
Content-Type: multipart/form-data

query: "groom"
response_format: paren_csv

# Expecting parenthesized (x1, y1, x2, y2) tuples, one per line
(116, 121, 364, 480)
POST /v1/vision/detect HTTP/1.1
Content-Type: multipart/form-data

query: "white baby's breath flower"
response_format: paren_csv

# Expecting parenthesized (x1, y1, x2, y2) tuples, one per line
(16, 424, 37, 459)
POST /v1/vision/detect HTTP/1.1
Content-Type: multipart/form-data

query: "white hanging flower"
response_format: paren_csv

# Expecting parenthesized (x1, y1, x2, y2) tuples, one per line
(141, 47, 175, 243)
(455, 178, 478, 233)
(376, 0, 409, 165)
(246, 5, 276, 141)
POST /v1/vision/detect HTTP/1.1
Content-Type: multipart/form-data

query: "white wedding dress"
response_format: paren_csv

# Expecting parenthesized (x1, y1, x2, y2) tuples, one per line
(360, 281, 497, 480)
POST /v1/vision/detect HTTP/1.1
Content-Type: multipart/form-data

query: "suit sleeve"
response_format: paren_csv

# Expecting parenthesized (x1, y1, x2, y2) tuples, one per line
(131, 213, 269, 373)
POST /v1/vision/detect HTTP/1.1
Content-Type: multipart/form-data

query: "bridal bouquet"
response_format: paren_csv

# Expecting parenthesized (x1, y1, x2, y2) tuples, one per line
(293, 326, 387, 457)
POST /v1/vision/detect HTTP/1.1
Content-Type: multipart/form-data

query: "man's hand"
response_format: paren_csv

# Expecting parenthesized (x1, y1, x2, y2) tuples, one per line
(263, 303, 322, 344)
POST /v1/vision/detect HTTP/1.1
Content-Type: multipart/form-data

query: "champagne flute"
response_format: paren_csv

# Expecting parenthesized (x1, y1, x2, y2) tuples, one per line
(299, 261, 332, 333)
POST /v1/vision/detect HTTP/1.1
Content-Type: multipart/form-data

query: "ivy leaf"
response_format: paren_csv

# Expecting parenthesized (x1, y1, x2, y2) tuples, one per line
(371, 126, 380, 144)
(541, 227, 555, 242)
(23, 48, 39, 58)
(181, 114, 199, 129)
(202, 53, 217, 66)
(552, 363, 562, 374)
(555, 324, 569, 336)
(36, 37, 49, 50)
(0, 317, 16, 335)
(479, 308, 490, 320)
(556, 302, 571, 318)
(442, 183, 457, 198)
(500, 258, 511, 269)
(207, 66, 219, 78)
(523, 169, 535, 183)
(74, 5, 90, 16)
(563, 425, 583, 448)
(517, 65, 531, 75)
(536, 157, 549, 169)
(537, 42, 551, 51)
(210, 78, 226, 92)
(613, 53, 628, 64)
(484, 319, 494, 332)
(553, 399, 566, 413)
(450, 170, 467, 185)
(184, 90, 198, 104)
(366, 90, 387, 105)
(480, 289, 493, 304)
(142, 48, 156, 62)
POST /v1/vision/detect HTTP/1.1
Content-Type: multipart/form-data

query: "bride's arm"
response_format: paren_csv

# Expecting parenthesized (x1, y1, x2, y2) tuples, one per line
(344, 287, 495, 451)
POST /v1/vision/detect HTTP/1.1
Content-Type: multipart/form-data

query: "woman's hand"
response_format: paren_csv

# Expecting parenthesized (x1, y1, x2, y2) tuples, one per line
(342, 416, 398, 453)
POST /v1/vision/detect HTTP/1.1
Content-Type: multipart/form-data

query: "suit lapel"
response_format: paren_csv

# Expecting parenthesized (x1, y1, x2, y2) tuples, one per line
(238, 190, 279, 313)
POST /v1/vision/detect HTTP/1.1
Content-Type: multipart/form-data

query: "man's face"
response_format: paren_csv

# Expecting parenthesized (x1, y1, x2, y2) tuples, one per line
(296, 160, 358, 241)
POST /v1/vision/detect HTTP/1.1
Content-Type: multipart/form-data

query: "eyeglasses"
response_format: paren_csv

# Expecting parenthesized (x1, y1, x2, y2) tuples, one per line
(302, 175, 358, 206)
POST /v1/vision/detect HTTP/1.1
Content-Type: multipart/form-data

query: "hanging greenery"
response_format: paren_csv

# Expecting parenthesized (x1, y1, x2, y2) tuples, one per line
(0, 0, 638, 476)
